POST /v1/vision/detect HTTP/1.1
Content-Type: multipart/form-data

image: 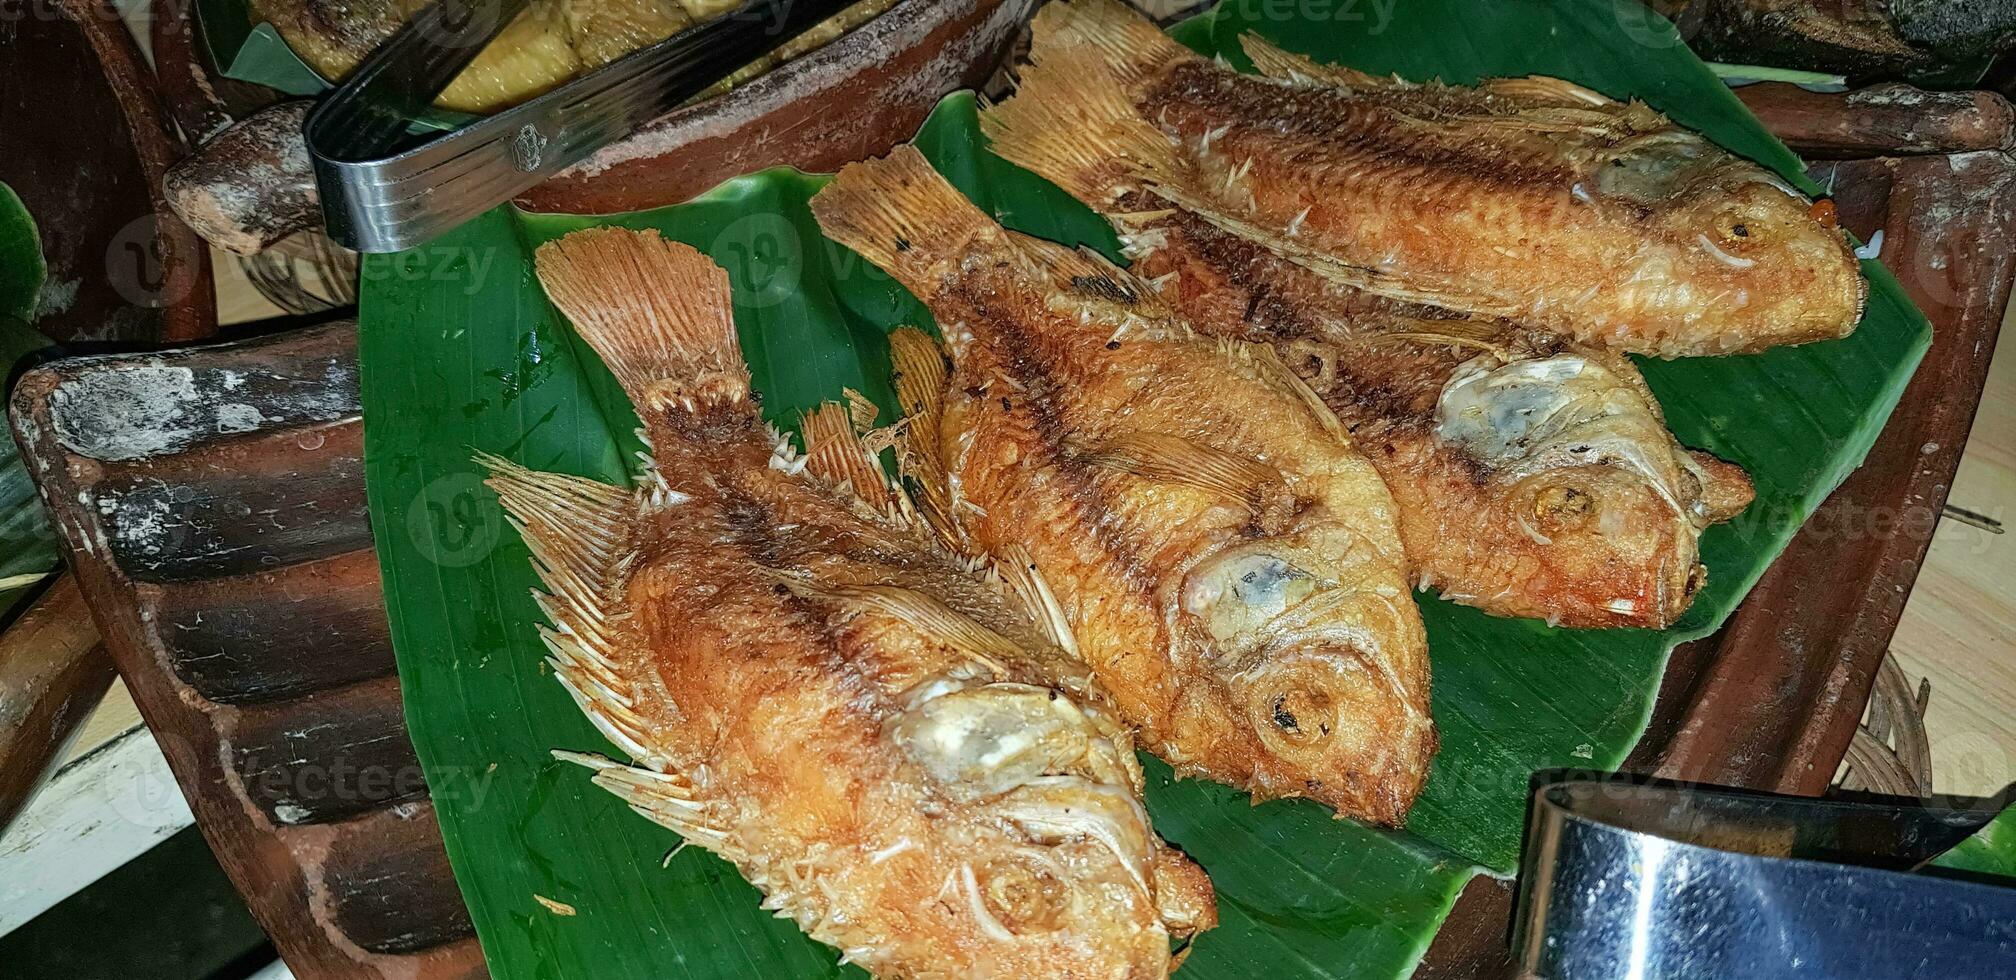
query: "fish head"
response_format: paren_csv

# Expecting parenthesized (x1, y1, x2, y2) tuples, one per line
(890, 682, 1213, 959)
(1436, 350, 1753, 626)
(1180, 526, 1434, 821)
(1600, 133, 1865, 349)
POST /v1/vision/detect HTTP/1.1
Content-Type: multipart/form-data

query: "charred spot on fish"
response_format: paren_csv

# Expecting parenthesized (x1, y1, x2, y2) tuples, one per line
(894, 236, 912, 253)
(1684, 563, 1706, 598)
(963, 385, 985, 399)
(773, 582, 790, 595)
(1000, 396, 1013, 412)
(1106, 340, 1122, 350)
(1070, 274, 1138, 306)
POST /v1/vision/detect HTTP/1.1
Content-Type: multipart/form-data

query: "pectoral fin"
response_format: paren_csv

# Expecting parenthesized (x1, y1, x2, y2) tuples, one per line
(1075, 430, 1284, 504)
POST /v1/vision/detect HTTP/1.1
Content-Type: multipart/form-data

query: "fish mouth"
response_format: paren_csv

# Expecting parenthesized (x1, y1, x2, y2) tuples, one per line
(1235, 648, 1434, 822)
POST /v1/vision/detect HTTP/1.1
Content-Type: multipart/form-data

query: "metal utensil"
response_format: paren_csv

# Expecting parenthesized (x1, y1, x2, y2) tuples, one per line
(1515, 775, 2016, 979)
(305, 0, 858, 253)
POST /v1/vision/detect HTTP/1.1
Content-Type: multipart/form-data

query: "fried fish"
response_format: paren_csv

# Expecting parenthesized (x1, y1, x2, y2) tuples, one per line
(811, 147, 1435, 824)
(983, 53, 1757, 628)
(1006, 0, 1865, 358)
(487, 227, 1214, 977)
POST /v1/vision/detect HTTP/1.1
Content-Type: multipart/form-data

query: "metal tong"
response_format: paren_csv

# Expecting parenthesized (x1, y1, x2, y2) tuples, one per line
(1515, 775, 2016, 979)
(305, 0, 857, 253)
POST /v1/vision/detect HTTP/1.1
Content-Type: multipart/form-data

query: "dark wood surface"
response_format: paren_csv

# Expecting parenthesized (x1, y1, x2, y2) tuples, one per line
(9, 323, 484, 979)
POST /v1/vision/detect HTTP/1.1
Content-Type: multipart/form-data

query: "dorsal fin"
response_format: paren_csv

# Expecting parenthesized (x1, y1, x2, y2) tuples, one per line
(479, 453, 664, 767)
(1483, 74, 1615, 107)
(1239, 34, 1387, 91)
(800, 397, 896, 510)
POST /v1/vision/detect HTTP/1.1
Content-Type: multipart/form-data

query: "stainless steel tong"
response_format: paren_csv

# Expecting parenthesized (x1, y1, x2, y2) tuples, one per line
(305, 0, 857, 253)
(1515, 776, 2016, 979)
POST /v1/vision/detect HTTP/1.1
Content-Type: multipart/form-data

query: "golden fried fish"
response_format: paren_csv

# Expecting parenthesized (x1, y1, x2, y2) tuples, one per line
(983, 63, 1756, 628)
(487, 227, 1214, 978)
(1006, 0, 1866, 358)
(811, 147, 1435, 824)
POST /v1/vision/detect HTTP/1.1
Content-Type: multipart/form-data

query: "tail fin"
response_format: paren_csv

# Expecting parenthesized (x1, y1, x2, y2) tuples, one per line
(982, 42, 1183, 205)
(1030, 0, 1193, 89)
(809, 146, 1001, 302)
(533, 228, 749, 414)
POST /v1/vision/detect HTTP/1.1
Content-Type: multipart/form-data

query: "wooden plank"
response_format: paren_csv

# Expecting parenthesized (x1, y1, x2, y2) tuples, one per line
(0, 725, 193, 937)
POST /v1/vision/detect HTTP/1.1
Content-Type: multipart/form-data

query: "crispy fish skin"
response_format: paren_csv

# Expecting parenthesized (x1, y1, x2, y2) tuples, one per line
(1013, 0, 1866, 359)
(487, 228, 1213, 978)
(982, 18, 1758, 628)
(1128, 211, 1755, 627)
(811, 148, 1435, 824)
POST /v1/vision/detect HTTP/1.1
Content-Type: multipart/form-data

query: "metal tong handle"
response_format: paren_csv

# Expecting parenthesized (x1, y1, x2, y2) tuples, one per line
(306, 0, 858, 253)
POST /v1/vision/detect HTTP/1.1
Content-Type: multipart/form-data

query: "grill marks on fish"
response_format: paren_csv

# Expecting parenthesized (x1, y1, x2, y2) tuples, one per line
(486, 227, 1215, 977)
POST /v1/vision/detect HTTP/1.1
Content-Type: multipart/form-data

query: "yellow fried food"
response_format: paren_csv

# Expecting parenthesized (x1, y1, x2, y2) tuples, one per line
(984, 60, 1757, 629)
(812, 147, 1436, 824)
(487, 227, 1214, 977)
(998, 0, 1865, 358)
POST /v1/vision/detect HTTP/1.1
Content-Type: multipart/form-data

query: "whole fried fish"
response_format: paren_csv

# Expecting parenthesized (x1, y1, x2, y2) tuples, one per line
(1005, 0, 1865, 358)
(984, 59, 1757, 628)
(487, 227, 1214, 977)
(811, 147, 1435, 824)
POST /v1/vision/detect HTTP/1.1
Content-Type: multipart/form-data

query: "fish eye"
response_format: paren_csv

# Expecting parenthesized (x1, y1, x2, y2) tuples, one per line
(976, 857, 1069, 934)
(1269, 687, 1334, 744)
(1533, 484, 1595, 532)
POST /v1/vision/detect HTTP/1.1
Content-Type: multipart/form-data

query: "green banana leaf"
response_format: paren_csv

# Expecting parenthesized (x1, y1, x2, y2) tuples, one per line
(1930, 805, 2016, 883)
(2, 182, 58, 622)
(358, 2, 1932, 977)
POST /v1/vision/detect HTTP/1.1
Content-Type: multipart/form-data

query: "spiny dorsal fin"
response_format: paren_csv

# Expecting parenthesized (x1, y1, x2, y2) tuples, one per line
(1073, 430, 1284, 505)
(534, 228, 749, 415)
(800, 398, 896, 511)
(810, 146, 1002, 304)
(982, 41, 1184, 205)
(1238, 34, 1386, 91)
(480, 454, 664, 767)
(1029, 0, 1195, 90)
(887, 327, 963, 550)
